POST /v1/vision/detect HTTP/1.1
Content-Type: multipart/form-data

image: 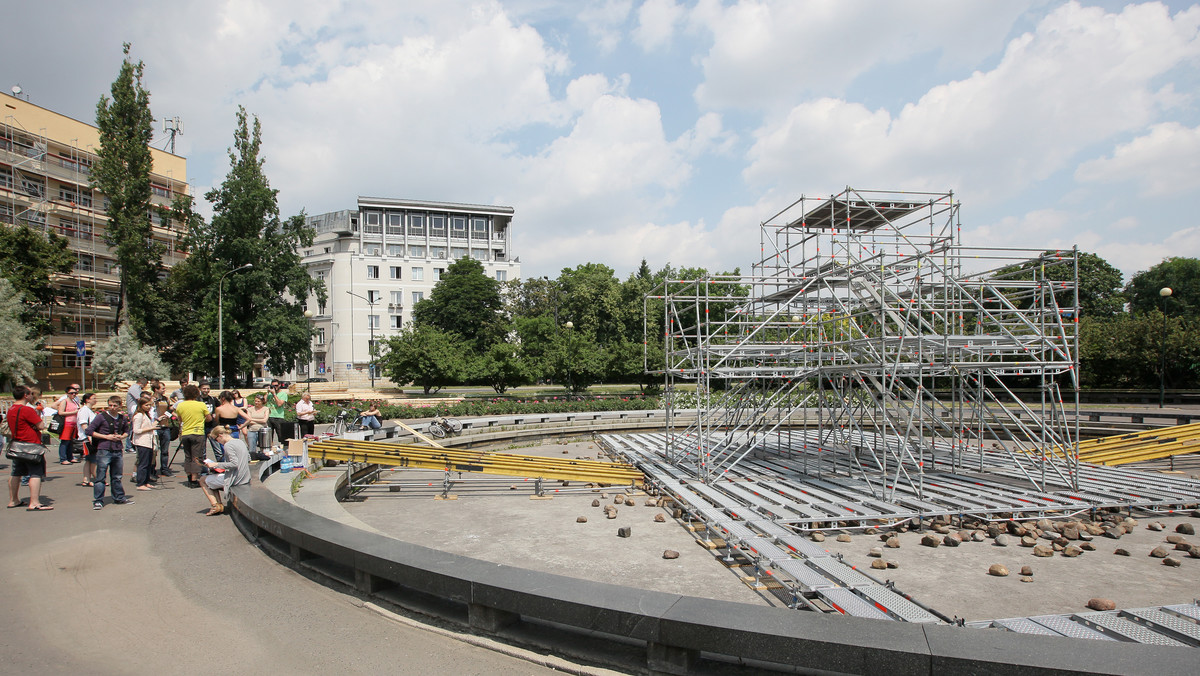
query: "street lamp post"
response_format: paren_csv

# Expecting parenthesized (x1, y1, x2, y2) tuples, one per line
(347, 290, 377, 389)
(1159, 286, 1173, 408)
(218, 263, 254, 390)
(303, 309, 314, 392)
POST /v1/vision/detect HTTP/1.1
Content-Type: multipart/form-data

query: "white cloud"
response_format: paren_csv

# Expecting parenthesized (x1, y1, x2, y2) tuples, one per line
(1075, 122, 1200, 197)
(691, 0, 1035, 110)
(634, 0, 684, 51)
(577, 0, 634, 53)
(741, 2, 1200, 201)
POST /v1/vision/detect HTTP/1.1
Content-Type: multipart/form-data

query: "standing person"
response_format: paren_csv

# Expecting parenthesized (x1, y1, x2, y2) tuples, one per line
(361, 401, 384, 430)
(7, 385, 52, 511)
(52, 384, 82, 464)
(175, 384, 211, 489)
(198, 381, 221, 461)
(153, 399, 174, 478)
(242, 394, 270, 459)
(295, 392, 316, 438)
(124, 377, 147, 453)
(230, 389, 247, 409)
(266, 380, 289, 450)
(170, 378, 189, 407)
(131, 398, 158, 491)
(87, 395, 134, 510)
(76, 392, 98, 487)
(198, 426, 250, 516)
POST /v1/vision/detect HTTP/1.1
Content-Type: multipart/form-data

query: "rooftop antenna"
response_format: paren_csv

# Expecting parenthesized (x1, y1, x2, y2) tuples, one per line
(163, 116, 183, 154)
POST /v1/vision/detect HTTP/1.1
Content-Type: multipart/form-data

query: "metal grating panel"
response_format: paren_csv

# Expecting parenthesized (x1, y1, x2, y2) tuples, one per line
(1163, 603, 1200, 623)
(819, 587, 893, 621)
(1029, 615, 1115, 641)
(806, 556, 877, 588)
(772, 558, 838, 592)
(1077, 612, 1187, 646)
(1122, 608, 1200, 646)
(993, 617, 1060, 636)
(855, 585, 939, 623)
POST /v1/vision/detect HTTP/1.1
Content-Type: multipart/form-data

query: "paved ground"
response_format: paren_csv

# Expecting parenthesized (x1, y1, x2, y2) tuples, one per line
(0, 457, 600, 675)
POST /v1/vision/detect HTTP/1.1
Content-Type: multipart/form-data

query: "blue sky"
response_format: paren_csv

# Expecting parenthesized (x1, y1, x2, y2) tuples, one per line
(4, 1, 1199, 283)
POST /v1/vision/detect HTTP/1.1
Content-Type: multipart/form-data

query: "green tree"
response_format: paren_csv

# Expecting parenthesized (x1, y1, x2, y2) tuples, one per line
(0, 278, 46, 387)
(0, 223, 76, 335)
(557, 263, 625, 345)
(1127, 257, 1200, 319)
(548, 325, 607, 395)
(92, 325, 170, 383)
(379, 325, 469, 394)
(993, 250, 1124, 317)
(412, 257, 504, 349)
(512, 314, 556, 381)
(92, 43, 162, 338)
(169, 107, 326, 383)
(474, 341, 533, 394)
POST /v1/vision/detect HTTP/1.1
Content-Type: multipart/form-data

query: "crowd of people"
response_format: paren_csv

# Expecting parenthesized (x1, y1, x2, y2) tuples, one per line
(4, 378, 309, 515)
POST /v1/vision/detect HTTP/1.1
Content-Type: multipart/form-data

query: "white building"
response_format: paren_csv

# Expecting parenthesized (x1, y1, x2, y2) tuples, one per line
(295, 197, 519, 387)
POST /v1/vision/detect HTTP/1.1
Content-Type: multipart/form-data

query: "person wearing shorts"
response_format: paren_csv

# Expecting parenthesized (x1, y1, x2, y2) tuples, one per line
(175, 384, 212, 489)
(7, 385, 51, 511)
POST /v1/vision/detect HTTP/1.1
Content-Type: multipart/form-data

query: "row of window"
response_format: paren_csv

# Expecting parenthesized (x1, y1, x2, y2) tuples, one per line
(362, 265, 507, 283)
(360, 212, 504, 239)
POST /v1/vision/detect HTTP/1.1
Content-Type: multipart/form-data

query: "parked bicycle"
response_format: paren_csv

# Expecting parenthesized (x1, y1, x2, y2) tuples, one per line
(427, 415, 463, 438)
(331, 407, 366, 436)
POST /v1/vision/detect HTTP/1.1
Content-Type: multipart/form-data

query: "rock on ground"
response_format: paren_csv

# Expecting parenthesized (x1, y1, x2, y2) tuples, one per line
(1087, 598, 1116, 611)
(988, 564, 1009, 577)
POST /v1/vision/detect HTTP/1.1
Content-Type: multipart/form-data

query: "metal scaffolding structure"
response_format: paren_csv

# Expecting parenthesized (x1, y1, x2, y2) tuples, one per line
(648, 187, 1082, 501)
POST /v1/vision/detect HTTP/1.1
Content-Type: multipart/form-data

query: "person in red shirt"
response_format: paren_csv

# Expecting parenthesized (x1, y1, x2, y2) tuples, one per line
(7, 384, 52, 510)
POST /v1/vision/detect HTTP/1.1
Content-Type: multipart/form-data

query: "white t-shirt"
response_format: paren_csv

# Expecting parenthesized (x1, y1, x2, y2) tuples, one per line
(76, 405, 96, 441)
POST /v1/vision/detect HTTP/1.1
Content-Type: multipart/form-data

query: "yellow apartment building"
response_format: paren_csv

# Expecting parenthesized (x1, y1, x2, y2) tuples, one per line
(1, 94, 189, 389)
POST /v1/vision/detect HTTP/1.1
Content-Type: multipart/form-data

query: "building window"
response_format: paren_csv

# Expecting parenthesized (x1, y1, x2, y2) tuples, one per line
(390, 291, 404, 306)
(303, 250, 313, 257)
(390, 315, 403, 329)
(430, 246, 447, 259)
(76, 255, 94, 273)
(429, 215, 446, 237)
(434, 268, 444, 281)
(386, 213, 404, 235)
(411, 267, 424, 281)
(387, 244, 405, 257)
(366, 265, 379, 279)
(412, 291, 424, 305)
(451, 247, 467, 260)
(471, 248, 488, 260)
(472, 217, 488, 238)
(318, 302, 326, 315)
(496, 270, 507, 282)
(408, 214, 425, 236)
(324, 247, 332, 254)
(363, 244, 382, 256)
(451, 216, 466, 236)
(364, 212, 382, 234)
(367, 290, 381, 303)
(493, 249, 506, 262)
(315, 328, 325, 345)
(493, 227, 506, 241)
(409, 245, 425, 257)
(368, 314, 380, 329)
(390, 266, 402, 280)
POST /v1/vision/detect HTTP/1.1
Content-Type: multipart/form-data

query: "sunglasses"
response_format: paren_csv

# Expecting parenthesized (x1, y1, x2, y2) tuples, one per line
(67, 390, 78, 393)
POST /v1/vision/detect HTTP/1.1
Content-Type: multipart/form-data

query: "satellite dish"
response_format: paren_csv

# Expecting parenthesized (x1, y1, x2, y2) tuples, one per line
(11, 85, 21, 96)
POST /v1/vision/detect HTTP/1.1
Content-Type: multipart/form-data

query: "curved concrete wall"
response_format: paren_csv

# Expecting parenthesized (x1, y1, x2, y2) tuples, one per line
(228, 453, 1195, 675)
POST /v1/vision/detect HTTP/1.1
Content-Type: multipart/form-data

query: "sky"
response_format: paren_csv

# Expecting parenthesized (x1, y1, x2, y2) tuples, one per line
(3, 0, 1199, 283)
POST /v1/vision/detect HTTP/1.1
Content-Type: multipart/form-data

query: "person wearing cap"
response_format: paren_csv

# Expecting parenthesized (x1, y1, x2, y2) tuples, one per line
(52, 384, 82, 464)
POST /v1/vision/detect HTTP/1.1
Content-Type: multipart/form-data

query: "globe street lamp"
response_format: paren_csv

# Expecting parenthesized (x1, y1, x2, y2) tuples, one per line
(347, 290, 377, 389)
(218, 263, 253, 390)
(1159, 287, 1172, 408)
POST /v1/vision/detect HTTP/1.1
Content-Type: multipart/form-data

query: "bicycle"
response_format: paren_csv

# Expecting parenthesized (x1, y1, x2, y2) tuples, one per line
(427, 415, 463, 439)
(331, 408, 366, 436)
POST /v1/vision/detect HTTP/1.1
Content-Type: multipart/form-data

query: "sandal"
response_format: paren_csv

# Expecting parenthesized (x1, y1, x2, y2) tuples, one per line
(205, 504, 224, 516)
(79, 481, 94, 487)
(26, 504, 54, 511)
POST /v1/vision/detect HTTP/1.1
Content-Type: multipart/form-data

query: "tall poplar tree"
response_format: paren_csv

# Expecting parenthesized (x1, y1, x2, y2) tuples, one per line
(171, 107, 325, 384)
(93, 43, 162, 340)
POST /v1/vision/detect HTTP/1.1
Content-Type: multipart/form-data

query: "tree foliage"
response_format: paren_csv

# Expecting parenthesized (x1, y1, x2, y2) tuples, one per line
(0, 223, 77, 336)
(93, 43, 162, 338)
(92, 325, 169, 383)
(412, 257, 504, 349)
(0, 278, 46, 387)
(166, 107, 325, 382)
(1126, 257, 1200, 319)
(474, 342, 533, 394)
(379, 325, 469, 394)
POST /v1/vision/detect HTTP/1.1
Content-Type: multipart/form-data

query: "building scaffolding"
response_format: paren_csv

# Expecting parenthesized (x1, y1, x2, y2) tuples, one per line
(648, 187, 1081, 501)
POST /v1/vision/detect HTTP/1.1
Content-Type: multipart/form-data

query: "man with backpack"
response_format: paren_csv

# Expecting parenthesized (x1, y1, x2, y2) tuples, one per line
(87, 395, 134, 510)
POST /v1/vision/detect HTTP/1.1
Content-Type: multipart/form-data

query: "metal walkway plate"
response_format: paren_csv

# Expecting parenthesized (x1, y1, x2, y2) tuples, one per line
(992, 617, 1060, 636)
(1029, 615, 1115, 641)
(771, 558, 838, 592)
(1163, 603, 1200, 623)
(1077, 612, 1188, 646)
(1122, 608, 1200, 646)
(806, 556, 877, 588)
(819, 587, 893, 621)
(855, 585, 939, 623)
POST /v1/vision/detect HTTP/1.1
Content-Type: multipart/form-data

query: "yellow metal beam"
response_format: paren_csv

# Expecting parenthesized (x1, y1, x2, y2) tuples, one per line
(310, 439, 644, 486)
(1074, 422, 1200, 466)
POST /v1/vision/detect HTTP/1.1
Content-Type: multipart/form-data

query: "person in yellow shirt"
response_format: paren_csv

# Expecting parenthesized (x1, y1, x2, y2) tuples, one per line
(174, 384, 212, 489)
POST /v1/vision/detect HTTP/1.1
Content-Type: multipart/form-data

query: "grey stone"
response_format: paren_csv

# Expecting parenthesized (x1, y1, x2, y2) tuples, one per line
(886, 560, 899, 569)
(591, 499, 601, 507)
(885, 537, 900, 549)
(576, 516, 588, 523)
(1114, 548, 1130, 556)
(836, 534, 852, 543)
(943, 535, 960, 547)
(1079, 542, 1096, 551)
(988, 564, 1009, 577)
(1164, 556, 1182, 567)
(1062, 545, 1083, 557)
(653, 514, 666, 523)
(1149, 545, 1170, 558)
(1020, 576, 1034, 583)
(1062, 526, 1079, 541)
(662, 549, 679, 559)
(1103, 527, 1122, 539)
(1189, 545, 1200, 559)
(971, 530, 986, 542)
(1087, 598, 1116, 611)
(1166, 534, 1187, 544)
(1177, 523, 1195, 535)
(1032, 544, 1054, 557)
(934, 524, 950, 535)
(811, 532, 826, 542)
(870, 559, 888, 570)
(1148, 522, 1164, 532)
(617, 526, 631, 538)
(921, 534, 941, 548)
(1020, 535, 1037, 547)
(869, 547, 883, 558)
(994, 534, 1010, 547)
